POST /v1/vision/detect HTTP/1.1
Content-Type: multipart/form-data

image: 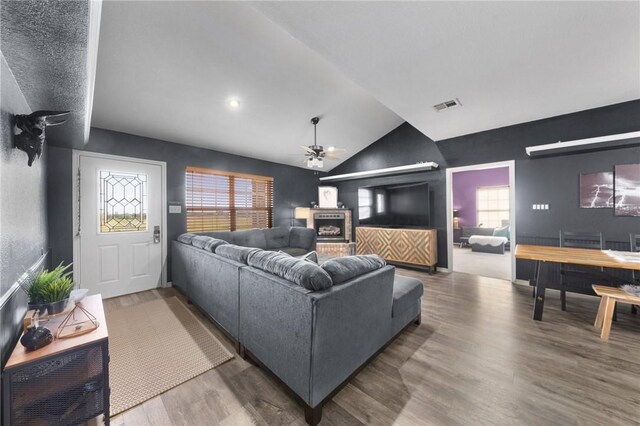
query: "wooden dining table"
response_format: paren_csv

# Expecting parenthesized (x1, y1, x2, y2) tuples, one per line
(514, 244, 640, 321)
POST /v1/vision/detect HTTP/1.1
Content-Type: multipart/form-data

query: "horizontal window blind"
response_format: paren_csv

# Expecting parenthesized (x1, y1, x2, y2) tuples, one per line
(476, 185, 509, 228)
(186, 166, 273, 232)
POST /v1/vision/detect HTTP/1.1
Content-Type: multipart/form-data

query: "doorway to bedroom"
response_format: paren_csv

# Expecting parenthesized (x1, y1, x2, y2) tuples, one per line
(446, 161, 515, 281)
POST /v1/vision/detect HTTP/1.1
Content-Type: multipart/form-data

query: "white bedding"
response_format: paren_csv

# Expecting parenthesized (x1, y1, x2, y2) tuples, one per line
(468, 235, 508, 246)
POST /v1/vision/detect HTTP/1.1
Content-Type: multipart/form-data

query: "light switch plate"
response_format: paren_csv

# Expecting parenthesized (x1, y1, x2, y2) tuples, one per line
(169, 205, 182, 214)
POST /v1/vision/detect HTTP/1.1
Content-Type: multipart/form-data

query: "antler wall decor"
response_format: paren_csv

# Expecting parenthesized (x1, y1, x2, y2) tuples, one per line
(13, 110, 70, 166)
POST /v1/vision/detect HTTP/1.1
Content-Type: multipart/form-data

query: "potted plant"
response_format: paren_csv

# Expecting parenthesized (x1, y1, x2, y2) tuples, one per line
(42, 275, 75, 315)
(21, 263, 73, 315)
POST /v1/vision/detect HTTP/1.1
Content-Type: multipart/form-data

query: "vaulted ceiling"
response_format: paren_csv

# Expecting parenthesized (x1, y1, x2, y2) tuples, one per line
(90, 1, 640, 170)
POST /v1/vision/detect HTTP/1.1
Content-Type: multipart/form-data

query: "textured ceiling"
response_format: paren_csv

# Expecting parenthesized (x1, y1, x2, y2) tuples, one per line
(90, 1, 403, 170)
(254, 1, 640, 141)
(0, 0, 93, 148)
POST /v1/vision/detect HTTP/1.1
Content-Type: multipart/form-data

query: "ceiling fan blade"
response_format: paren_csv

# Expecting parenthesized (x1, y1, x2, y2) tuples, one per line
(300, 145, 315, 153)
(329, 148, 347, 153)
(324, 155, 342, 161)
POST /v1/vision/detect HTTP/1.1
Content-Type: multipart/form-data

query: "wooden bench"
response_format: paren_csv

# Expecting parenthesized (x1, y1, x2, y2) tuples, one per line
(593, 285, 640, 341)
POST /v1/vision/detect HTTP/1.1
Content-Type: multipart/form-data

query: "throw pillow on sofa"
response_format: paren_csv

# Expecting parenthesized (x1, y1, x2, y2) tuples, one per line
(321, 255, 386, 285)
(191, 235, 228, 252)
(277, 250, 318, 263)
(177, 233, 197, 244)
(216, 244, 261, 264)
(247, 250, 332, 291)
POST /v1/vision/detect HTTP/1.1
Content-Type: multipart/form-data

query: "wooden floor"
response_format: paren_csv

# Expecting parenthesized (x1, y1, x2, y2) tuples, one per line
(103, 269, 640, 426)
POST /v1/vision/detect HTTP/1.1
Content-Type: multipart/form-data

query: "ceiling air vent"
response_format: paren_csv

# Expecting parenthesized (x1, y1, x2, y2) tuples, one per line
(433, 98, 462, 112)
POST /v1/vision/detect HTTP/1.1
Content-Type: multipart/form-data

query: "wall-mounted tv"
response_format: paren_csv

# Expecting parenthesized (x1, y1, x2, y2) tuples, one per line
(358, 181, 430, 228)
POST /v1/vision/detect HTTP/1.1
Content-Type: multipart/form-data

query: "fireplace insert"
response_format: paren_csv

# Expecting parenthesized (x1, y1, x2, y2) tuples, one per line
(313, 213, 346, 242)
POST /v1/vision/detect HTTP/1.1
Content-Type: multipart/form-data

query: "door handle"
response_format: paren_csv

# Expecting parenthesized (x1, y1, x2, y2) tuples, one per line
(153, 226, 161, 244)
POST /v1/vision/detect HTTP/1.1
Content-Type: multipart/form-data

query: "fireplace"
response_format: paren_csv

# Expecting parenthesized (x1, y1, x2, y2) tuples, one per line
(313, 212, 346, 242)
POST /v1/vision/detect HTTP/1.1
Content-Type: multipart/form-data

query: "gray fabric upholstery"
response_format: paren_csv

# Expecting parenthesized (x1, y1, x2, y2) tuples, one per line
(309, 265, 395, 406)
(279, 247, 310, 257)
(390, 297, 421, 337)
(247, 250, 333, 291)
(289, 227, 317, 251)
(199, 227, 314, 254)
(191, 235, 227, 252)
(322, 255, 386, 285)
(215, 244, 261, 264)
(263, 227, 290, 249)
(171, 241, 244, 338)
(177, 233, 197, 244)
(392, 275, 424, 317)
(239, 267, 315, 403)
(232, 229, 268, 249)
(173, 231, 424, 412)
(201, 231, 234, 244)
(302, 251, 318, 263)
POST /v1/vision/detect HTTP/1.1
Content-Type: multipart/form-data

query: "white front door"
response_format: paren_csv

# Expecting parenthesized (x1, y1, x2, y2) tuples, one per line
(78, 154, 165, 299)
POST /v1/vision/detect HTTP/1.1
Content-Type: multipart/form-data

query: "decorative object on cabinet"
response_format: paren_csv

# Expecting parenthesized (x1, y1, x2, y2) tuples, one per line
(56, 301, 100, 339)
(20, 325, 53, 351)
(579, 172, 614, 208)
(318, 186, 338, 208)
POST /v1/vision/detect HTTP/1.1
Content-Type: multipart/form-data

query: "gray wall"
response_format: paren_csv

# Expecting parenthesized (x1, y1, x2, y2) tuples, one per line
(329, 100, 640, 277)
(47, 127, 321, 278)
(0, 53, 49, 374)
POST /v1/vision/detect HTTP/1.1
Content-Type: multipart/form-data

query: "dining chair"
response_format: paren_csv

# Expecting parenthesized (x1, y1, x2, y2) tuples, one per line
(559, 231, 604, 311)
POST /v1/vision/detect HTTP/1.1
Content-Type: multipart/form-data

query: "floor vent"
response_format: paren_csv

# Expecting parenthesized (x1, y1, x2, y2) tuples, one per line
(433, 98, 462, 112)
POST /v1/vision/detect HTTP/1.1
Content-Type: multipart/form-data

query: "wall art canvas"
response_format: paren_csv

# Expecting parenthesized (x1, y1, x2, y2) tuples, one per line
(615, 164, 640, 217)
(318, 186, 338, 208)
(580, 172, 614, 209)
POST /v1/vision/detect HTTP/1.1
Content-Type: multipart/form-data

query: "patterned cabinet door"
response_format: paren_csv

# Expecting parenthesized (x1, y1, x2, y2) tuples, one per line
(356, 227, 437, 267)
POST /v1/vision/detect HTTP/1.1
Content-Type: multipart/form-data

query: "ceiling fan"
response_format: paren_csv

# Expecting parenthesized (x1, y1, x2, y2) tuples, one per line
(301, 117, 346, 168)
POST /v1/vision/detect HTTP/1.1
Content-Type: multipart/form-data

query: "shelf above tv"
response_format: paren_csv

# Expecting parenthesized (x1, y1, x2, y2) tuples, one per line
(319, 162, 439, 182)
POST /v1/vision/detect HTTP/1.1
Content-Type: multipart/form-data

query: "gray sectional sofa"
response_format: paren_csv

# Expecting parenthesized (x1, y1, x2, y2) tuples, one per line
(171, 226, 423, 425)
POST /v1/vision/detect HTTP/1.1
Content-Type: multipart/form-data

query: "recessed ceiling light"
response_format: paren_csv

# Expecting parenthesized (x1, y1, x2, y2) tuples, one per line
(228, 99, 240, 108)
(327, 146, 335, 152)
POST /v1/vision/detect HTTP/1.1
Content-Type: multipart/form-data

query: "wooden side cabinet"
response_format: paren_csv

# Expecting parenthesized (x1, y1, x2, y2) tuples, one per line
(2, 294, 110, 426)
(356, 227, 438, 273)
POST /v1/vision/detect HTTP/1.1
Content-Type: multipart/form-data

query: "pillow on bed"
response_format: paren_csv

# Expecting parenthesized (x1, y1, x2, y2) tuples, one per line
(492, 225, 510, 240)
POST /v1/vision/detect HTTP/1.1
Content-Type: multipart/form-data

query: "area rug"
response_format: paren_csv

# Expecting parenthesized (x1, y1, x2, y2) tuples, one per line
(105, 296, 234, 415)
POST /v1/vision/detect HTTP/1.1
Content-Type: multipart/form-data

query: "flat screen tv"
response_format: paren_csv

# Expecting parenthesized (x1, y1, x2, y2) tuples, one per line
(358, 181, 430, 228)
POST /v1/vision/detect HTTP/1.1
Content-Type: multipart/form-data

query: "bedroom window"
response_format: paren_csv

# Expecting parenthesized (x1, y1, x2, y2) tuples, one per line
(476, 185, 509, 228)
(186, 166, 273, 232)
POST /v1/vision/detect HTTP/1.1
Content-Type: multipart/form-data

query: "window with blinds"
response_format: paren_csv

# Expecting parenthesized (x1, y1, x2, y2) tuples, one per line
(476, 185, 510, 228)
(186, 166, 273, 232)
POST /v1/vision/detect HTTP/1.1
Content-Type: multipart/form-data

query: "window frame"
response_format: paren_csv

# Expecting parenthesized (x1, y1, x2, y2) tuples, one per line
(185, 166, 273, 232)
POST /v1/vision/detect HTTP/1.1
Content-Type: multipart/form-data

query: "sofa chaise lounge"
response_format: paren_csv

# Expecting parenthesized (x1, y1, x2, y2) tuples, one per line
(171, 226, 424, 425)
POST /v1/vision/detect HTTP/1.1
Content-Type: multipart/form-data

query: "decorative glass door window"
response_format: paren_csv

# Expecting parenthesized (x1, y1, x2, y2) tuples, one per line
(99, 171, 148, 233)
(476, 185, 509, 228)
